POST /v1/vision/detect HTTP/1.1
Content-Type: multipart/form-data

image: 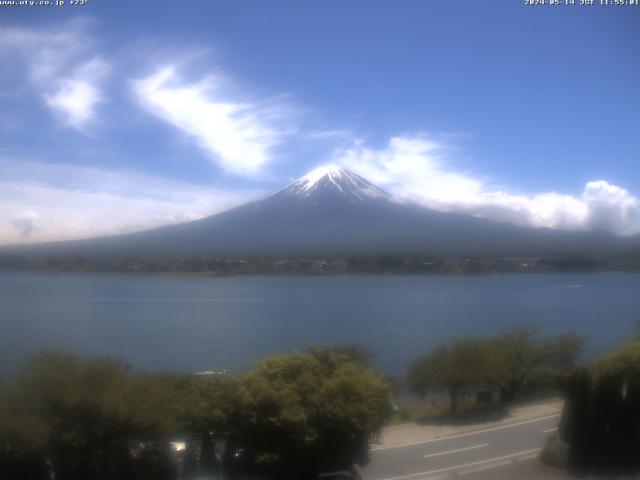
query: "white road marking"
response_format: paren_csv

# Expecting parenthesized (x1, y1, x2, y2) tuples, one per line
(542, 427, 558, 433)
(372, 448, 542, 480)
(459, 451, 540, 475)
(371, 413, 560, 451)
(458, 460, 512, 476)
(423, 443, 488, 458)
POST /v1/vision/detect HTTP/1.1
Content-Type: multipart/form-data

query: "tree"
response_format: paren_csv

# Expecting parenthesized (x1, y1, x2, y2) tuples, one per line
(230, 350, 391, 477)
(308, 344, 374, 368)
(485, 326, 542, 402)
(407, 329, 584, 412)
(487, 329, 584, 402)
(408, 339, 490, 416)
(561, 340, 640, 476)
(2, 348, 393, 480)
(2, 356, 240, 480)
(6, 353, 138, 480)
(407, 358, 430, 400)
(124, 373, 187, 438)
(539, 332, 584, 375)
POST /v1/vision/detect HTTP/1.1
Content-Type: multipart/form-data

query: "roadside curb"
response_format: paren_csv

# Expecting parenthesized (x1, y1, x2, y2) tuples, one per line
(372, 410, 562, 452)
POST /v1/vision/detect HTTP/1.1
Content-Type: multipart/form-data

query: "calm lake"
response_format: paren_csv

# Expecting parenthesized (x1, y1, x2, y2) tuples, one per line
(1, 272, 639, 376)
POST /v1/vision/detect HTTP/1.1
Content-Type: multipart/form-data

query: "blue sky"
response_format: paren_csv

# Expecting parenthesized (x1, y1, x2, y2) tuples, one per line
(1, 0, 639, 243)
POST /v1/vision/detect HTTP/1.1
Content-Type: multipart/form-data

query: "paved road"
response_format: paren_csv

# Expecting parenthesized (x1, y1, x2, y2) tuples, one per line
(363, 413, 562, 480)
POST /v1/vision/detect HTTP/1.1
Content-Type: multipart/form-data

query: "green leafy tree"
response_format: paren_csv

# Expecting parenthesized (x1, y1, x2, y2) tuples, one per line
(539, 332, 584, 376)
(308, 344, 374, 368)
(230, 350, 391, 476)
(408, 339, 490, 416)
(408, 329, 584, 412)
(126, 372, 241, 479)
(1, 355, 244, 480)
(6, 353, 137, 480)
(407, 358, 430, 400)
(124, 373, 186, 438)
(590, 339, 640, 386)
(562, 340, 640, 476)
(486, 326, 542, 402)
(182, 374, 242, 435)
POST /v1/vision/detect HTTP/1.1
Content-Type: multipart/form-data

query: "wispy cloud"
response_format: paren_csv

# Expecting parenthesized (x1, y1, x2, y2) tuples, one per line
(306, 129, 354, 140)
(44, 57, 109, 129)
(0, 159, 262, 245)
(132, 66, 289, 176)
(0, 19, 108, 131)
(2, 19, 637, 240)
(336, 136, 640, 236)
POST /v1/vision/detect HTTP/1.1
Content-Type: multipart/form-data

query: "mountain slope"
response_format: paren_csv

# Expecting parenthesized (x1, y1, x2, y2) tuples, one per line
(3, 166, 637, 259)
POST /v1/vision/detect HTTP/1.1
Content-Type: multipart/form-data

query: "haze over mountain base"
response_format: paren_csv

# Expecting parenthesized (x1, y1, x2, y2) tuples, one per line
(2, 167, 639, 269)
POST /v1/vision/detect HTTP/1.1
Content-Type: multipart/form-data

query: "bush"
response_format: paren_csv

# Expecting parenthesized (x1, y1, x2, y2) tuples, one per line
(539, 431, 568, 469)
(0, 348, 391, 480)
(561, 340, 640, 477)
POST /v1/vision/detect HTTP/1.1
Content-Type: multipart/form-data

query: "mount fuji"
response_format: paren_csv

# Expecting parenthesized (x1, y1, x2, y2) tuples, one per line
(3, 166, 636, 259)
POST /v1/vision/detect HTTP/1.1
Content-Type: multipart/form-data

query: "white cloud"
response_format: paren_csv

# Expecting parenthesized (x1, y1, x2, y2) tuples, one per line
(306, 129, 353, 140)
(583, 181, 640, 235)
(0, 159, 262, 245)
(132, 66, 287, 176)
(44, 57, 109, 129)
(0, 20, 108, 130)
(335, 136, 640, 236)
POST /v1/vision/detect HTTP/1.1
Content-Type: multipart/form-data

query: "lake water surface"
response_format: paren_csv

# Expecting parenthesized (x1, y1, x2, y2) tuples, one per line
(1, 272, 639, 376)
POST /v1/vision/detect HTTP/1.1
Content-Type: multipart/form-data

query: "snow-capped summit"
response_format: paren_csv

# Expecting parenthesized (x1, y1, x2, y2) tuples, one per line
(274, 164, 388, 202)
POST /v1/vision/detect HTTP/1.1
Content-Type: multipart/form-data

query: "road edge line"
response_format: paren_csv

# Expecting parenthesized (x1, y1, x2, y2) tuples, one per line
(371, 413, 560, 451)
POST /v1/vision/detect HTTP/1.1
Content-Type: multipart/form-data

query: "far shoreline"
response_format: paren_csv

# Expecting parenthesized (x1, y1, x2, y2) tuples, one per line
(3, 267, 640, 278)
